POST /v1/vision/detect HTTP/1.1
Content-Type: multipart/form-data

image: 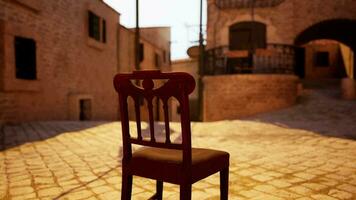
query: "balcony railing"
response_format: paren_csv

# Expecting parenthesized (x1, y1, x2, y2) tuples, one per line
(204, 43, 297, 75)
(215, 0, 285, 9)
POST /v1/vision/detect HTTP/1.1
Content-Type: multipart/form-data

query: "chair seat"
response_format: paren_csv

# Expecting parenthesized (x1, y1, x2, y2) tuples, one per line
(127, 147, 229, 184)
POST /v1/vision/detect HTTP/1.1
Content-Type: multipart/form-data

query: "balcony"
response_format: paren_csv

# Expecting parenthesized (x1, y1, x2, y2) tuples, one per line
(215, 0, 285, 9)
(204, 43, 297, 75)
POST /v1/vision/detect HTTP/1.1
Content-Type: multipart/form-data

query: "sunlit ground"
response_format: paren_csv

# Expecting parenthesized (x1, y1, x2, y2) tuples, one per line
(1, 85, 356, 199)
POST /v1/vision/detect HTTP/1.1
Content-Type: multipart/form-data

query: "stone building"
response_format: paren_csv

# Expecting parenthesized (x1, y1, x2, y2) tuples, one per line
(0, 0, 121, 125)
(201, 0, 356, 121)
(118, 26, 171, 73)
(205, 0, 356, 78)
(0, 0, 172, 125)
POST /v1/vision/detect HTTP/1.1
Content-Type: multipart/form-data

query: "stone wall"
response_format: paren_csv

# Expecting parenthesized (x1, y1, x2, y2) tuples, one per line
(203, 74, 299, 121)
(171, 58, 199, 121)
(206, 0, 356, 49)
(0, 0, 120, 122)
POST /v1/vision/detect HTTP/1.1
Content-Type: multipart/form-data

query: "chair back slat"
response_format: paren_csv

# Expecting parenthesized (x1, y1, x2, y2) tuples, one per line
(147, 96, 156, 142)
(163, 100, 171, 144)
(134, 98, 142, 140)
(114, 70, 195, 154)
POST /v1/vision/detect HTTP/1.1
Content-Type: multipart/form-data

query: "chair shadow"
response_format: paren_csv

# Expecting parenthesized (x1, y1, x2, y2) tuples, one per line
(0, 121, 108, 151)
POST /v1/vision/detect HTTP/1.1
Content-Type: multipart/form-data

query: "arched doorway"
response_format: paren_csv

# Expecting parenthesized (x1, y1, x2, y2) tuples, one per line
(294, 19, 356, 79)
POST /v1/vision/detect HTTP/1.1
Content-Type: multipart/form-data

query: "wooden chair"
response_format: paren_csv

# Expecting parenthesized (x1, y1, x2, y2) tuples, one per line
(113, 70, 229, 200)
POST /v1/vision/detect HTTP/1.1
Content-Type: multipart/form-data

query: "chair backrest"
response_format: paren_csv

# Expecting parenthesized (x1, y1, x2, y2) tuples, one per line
(113, 70, 195, 163)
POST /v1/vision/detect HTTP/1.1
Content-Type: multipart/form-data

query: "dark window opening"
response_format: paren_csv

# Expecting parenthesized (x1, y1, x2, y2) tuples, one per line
(163, 50, 166, 63)
(88, 11, 101, 41)
(155, 53, 161, 68)
(79, 99, 92, 121)
(314, 51, 329, 67)
(229, 21, 266, 50)
(14, 36, 37, 80)
(102, 19, 106, 43)
(139, 43, 144, 62)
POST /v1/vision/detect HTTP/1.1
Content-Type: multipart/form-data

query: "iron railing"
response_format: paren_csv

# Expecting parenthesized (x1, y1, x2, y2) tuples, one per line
(204, 43, 297, 75)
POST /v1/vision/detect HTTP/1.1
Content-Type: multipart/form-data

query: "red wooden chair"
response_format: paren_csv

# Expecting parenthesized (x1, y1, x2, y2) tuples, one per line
(113, 70, 229, 200)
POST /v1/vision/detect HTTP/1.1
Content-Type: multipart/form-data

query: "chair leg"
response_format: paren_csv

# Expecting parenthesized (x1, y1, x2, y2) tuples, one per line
(180, 184, 191, 200)
(121, 172, 132, 200)
(220, 168, 229, 200)
(155, 180, 163, 200)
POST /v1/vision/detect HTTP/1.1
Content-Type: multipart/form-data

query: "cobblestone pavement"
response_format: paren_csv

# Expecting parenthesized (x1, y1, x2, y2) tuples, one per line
(1, 85, 356, 199)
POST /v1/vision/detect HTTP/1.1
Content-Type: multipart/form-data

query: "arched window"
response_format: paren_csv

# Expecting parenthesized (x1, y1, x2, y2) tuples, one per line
(229, 21, 266, 50)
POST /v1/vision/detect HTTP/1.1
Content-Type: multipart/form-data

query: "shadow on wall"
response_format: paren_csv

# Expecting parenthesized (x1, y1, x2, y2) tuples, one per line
(0, 121, 107, 151)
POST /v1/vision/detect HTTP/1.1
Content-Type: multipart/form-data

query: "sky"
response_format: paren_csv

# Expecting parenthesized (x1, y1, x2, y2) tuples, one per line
(104, 0, 207, 60)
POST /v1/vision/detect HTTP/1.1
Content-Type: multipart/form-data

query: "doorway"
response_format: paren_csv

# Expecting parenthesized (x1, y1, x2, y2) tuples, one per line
(79, 99, 91, 121)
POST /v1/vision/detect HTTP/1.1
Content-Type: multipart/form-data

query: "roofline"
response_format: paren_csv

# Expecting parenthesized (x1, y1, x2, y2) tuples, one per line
(100, 0, 121, 15)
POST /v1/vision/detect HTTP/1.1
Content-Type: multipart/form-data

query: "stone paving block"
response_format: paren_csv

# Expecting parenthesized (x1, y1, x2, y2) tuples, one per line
(328, 189, 353, 199)
(64, 189, 95, 200)
(293, 172, 316, 180)
(239, 189, 266, 198)
(252, 174, 275, 182)
(37, 187, 63, 198)
(311, 194, 338, 200)
(9, 186, 34, 196)
(288, 185, 313, 195)
(10, 192, 37, 200)
(337, 184, 356, 194)
(92, 185, 115, 195)
(268, 179, 292, 188)
(302, 182, 328, 191)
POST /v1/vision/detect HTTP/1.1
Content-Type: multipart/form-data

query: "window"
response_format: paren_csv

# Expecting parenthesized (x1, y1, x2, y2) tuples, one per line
(229, 21, 266, 50)
(88, 11, 100, 41)
(162, 50, 166, 63)
(102, 19, 106, 43)
(88, 11, 106, 43)
(314, 51, 329, 67)
(139, 43, 144, 62)
(14, 36, 36, 80)
(154, 53, 161, 68)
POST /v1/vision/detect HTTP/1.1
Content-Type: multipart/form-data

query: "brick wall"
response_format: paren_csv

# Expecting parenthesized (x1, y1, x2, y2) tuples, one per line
(203, 74, 299, 121)
(0, 0, 120, 122)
